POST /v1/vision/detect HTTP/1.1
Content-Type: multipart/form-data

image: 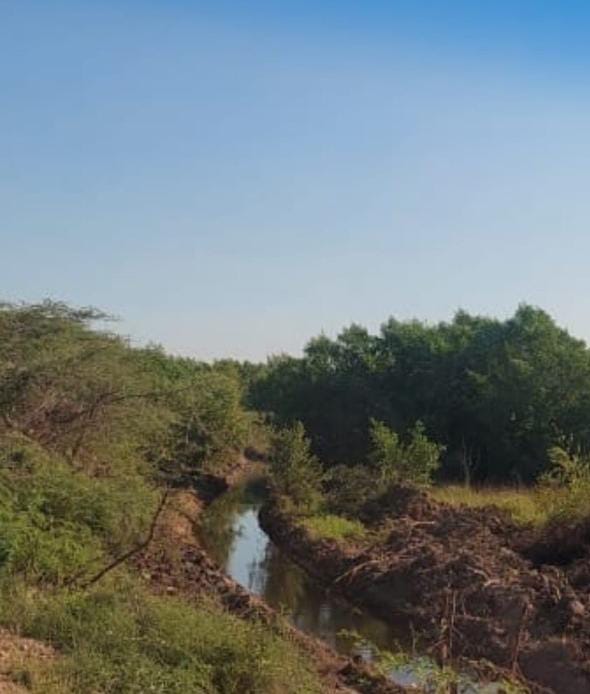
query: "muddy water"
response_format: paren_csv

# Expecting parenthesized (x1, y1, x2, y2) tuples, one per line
(199, 477, 497, 693)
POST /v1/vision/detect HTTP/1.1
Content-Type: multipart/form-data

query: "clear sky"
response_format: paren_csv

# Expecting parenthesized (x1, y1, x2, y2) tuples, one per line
(2, 1, 590, 360)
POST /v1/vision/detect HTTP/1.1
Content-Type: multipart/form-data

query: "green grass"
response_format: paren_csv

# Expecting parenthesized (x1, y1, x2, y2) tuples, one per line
(430, 483, 590, 528)
(431, 451, 590, 528)
(303, 514, 367, 541)
(0, 578, 322, 694)
(430, 485, 547, 526)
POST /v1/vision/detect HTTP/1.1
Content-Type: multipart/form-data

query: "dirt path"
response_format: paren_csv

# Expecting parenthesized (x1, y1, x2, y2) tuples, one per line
(259, 486, 590, 694)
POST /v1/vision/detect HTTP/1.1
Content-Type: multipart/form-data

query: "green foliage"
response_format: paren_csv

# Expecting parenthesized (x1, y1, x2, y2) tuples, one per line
(325, 464, 377, 516)
(0, 580, 322, 694)
(139, 347, 254, 473)
(270, 422, 325, 513)
(319, 423, 442, 520)
(0, 441, 161, 587)
(250, 304, 590, 483)
(0, 301, 170, 477)
(0, 300, 320, 693)
(0, 301, 255, 482)
(369, 420, 443, 487)
(167, 370, 252, 472)
(535, 446, 590, 525)
(303, 514, 366, 542)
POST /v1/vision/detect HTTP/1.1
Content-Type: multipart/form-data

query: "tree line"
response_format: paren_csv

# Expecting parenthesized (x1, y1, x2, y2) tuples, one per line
(249, 304, 590, 483)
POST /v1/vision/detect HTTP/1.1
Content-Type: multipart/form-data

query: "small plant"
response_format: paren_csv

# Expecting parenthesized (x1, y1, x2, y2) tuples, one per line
(369, 420, 443, 487)
(325, 464, 376, 516)
(536, 446, 590, 525)
(269, 422, 325, 513)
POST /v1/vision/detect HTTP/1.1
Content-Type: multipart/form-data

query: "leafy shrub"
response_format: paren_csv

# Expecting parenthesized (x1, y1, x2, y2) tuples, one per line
(325, 464, 376, 517)
(369, 420, 443, 487)
(0, 437, 157, 585)
(535, 446, 590, 525)
(269, 422, 325, 513)
(0, 515, 103, 586)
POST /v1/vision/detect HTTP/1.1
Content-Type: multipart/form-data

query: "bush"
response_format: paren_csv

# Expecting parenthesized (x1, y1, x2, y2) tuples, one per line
(0, 437, 158, 585)
(369, 420, 443, 487)
(162, 368, 253, 474)
(535, 446, 590, 525)
(325, 464, 376, 517)
(269, 423, 325, 513)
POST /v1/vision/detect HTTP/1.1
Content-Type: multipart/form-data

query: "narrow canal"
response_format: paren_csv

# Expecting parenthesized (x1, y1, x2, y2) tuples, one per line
(198, 476, 499, 693)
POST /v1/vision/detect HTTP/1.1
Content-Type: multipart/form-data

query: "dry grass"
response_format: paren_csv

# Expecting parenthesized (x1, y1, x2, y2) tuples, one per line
(430, 485, 547, 526)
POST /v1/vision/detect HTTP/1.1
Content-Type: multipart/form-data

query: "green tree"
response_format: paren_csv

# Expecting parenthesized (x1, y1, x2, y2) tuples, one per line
(368, 419, 442, 487)
(250, 304, 590, 484)
(270, 422, 324, 512)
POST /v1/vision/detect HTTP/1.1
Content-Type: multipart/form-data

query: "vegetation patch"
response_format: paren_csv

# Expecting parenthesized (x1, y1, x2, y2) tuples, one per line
(432, 447, 590, 530)
(0, 580, 322, 694)
(250, 305, 590, 484)
(303, 514, 366, 542)
(430, 485, 544, 526)
(0, 301, 324, 693)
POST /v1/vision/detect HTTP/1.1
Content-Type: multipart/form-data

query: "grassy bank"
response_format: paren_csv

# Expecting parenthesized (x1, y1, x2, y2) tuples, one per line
(0, 302, 323, 692)
(0, 579, 322, 693)
(431, 477, 590, 528)
(303, 514, 367, 541)
(303, 483, 590, 538)
(430, 485, 544, 525)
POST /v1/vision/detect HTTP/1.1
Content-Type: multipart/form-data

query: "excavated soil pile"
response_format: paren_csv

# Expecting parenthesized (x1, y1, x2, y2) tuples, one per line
(261, 488, 590, 694)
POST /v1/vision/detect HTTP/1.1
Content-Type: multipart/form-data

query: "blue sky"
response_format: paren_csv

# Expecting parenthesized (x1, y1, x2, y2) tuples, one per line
(2, 1, 590, 360)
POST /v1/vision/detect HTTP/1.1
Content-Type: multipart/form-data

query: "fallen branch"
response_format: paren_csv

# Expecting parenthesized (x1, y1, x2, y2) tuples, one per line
(79, 490, 169, 589)
(333, 558, 382, 586)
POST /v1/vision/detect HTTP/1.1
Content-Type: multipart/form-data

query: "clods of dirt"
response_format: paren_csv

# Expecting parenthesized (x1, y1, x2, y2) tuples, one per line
(260, 486, 590, 694)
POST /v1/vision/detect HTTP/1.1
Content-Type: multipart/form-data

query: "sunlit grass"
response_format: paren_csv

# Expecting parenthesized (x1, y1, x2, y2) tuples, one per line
(303, 514, 367, 541)
(0, 578, 323, 694)
(430, 485, 547, 526)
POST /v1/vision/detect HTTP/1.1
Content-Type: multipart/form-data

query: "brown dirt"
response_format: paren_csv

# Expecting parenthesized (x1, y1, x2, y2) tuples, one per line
(133, 458, 405, 694)
(259, 486, 590, 694)
(0, 628, 56, 693)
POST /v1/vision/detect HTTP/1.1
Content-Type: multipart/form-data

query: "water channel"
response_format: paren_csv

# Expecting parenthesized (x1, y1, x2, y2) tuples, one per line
(198, 476, 499, 693)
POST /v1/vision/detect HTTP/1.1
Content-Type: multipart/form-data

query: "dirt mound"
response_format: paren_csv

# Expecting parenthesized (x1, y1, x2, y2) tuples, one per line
(371, 498, 590, 691)
(359, 485, 435, 524)
(518, 517, 590, 567)
(261, 489, 590, 694)
(0, 629, 56, 693)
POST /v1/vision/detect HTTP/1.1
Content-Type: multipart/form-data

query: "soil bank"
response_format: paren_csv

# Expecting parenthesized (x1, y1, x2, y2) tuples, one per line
(259, 485, 590, 694)
(133, 457, 404, 694)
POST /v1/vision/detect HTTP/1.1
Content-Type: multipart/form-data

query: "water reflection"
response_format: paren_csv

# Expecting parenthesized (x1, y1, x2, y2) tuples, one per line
(199, 477, 501, 693)
(199, 477, 401, 659)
